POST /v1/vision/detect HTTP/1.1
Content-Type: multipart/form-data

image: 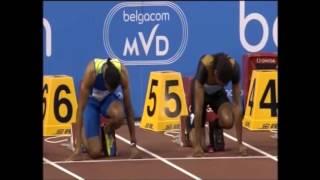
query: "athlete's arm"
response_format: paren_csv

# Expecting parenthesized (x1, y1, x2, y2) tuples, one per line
(75, 61, 96, 151)
(120, 65, 137, 145)
(230, 61, 243, 145)
(193, 56, 208, 149)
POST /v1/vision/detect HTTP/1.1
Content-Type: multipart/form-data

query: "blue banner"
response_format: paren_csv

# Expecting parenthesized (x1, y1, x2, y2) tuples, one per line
(43, 1, 277, 117)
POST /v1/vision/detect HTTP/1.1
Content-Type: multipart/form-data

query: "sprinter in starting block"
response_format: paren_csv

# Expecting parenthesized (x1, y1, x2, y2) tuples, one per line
(67, 58, 139, 160)
(189, 53, 248, 157)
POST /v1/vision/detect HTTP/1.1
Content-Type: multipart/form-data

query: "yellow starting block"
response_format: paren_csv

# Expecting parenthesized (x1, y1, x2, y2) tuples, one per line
(43, 75, 78, 136)
(243, 70, 278, 131)
(140, 71, 188, 132)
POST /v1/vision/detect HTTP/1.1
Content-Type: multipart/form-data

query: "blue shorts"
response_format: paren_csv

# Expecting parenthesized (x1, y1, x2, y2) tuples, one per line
(83, 93, 122, 138)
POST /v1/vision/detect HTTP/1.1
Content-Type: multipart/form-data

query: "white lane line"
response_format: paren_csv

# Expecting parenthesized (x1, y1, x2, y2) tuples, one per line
(45, 156, 269, 164)
(223, 132, 278, 162)
(116, 134, 202, 180)
(43, 157, 85, 180)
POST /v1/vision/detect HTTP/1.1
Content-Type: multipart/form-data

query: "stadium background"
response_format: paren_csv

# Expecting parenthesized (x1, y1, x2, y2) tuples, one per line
(43, 1, 277, 118)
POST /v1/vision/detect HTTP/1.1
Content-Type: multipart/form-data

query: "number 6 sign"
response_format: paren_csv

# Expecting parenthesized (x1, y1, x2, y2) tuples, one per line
(43, 75, 78, 136)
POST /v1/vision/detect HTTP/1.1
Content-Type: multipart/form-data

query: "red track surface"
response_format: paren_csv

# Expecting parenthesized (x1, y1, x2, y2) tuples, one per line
(44, 125, 277, 180)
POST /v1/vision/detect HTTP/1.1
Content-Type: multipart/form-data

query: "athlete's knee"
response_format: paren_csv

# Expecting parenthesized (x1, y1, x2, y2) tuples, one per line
(218, 111, 234, 129)
(111, 117, 124, 130)
(217, 103, 234, 129)
(109, 101, 125, 116)
(108, 102, 125, 129)
(87, 145, 103, 159)
(86, 137, 104, 159)
(109, 111, 125, 129)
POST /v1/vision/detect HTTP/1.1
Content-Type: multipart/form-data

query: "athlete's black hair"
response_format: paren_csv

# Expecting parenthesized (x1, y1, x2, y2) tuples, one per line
(104, 58, 121, 91)
(212, 53, 233, 85)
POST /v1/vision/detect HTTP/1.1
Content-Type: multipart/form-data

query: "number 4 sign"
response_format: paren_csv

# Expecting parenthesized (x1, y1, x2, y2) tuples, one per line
(243, 70, 278, 131)
(140, 71, 188, 132)
(43, 75, 78, 136)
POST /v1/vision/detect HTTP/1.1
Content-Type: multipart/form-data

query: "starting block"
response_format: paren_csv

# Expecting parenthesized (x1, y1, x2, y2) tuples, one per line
(140, 71, 188, 132)
(43, 75, 78, 136)
(243, 70, 278, 131)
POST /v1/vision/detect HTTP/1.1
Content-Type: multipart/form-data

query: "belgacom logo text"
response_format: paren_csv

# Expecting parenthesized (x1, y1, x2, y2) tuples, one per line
(103, 1, 188, 65)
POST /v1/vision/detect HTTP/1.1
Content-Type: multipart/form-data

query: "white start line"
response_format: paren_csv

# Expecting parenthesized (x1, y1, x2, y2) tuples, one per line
(44, 122, 277, 180)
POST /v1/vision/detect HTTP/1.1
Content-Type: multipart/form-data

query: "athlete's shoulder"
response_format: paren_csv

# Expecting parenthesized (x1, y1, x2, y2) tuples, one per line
(200, 54, 214, 67)
(228, 57, 236, 65)
(93, 58, 107, 62)
(228, 57, 240, 72)
(92, 58, 107, 74)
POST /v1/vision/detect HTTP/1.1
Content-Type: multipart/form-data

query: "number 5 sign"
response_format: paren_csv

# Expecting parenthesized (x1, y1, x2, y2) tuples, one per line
(140, 71, 188, 132)
(243, 70, 278, 131)
(43, 75, 78, 136)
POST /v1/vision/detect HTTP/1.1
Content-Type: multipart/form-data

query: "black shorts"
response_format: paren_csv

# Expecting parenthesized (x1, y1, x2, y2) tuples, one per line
(190, 88, 229, 128)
